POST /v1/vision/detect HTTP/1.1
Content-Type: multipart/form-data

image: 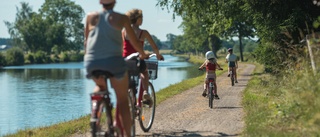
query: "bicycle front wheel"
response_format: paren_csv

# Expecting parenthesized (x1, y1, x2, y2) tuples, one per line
(139, 81, 156, 132)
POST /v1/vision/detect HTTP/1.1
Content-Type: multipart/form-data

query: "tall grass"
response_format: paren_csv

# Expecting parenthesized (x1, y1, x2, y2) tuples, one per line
(243, 61, 320, 136)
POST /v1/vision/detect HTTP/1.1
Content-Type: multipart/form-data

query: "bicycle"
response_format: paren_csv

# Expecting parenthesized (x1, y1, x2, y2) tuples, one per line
(89, 71, 135, 137)
(125, 53, 159, 134)
(199, 68, 223, 109)
(229, 67, 236, 86)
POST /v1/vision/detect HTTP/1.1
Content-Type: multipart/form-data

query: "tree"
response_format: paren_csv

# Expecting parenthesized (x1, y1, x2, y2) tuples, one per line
(5, 0, 84, 54)
(144, 35, 162, 51)
(5, 2, 34, 50)
(39, 0, 84, 53)
(158, 0, 255, 61)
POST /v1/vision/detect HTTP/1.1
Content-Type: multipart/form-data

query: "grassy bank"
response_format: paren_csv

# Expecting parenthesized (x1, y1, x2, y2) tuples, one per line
(242, 62, 320, 136)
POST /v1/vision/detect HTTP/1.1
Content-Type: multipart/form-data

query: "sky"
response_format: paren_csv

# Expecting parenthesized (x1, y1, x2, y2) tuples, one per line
(0, 0, 183, 41)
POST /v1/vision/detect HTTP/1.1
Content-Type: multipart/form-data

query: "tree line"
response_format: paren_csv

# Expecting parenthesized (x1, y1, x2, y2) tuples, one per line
(1, 0, 84, 66)
(158, 0, 320, 74)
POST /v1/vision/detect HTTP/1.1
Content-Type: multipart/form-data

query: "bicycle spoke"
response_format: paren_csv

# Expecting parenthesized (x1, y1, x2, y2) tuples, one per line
(139, 82, 156, 132)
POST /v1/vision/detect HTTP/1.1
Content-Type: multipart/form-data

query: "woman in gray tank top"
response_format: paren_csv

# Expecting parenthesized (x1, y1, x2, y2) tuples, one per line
(83, 0, 148, 136)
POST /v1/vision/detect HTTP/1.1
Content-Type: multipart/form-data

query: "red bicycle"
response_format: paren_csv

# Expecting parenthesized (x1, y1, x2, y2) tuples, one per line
(89, 71, 134, 137)
(125, 53, 159, 135)
(199, 68, 223, 109)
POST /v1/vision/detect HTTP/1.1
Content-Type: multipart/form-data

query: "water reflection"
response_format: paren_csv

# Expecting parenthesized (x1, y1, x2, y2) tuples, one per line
(0, 55, 202, 136)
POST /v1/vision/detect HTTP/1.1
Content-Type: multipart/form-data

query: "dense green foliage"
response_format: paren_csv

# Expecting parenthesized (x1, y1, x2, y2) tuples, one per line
(0, 52, 6, 66)
(4, 0, 84, 54)
(4, 47, 24, 66)
(158, 0, 320, 73)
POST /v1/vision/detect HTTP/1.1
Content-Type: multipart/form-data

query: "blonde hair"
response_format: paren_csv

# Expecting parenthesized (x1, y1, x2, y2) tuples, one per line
(125, 9, 142, 24)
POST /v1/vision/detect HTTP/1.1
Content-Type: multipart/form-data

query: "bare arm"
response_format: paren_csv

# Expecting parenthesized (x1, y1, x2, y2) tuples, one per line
(199, 60, 207, 69)
(143, 30, 164, 60)
(216, 62, 223, 70)
(84, 12, 99, 54)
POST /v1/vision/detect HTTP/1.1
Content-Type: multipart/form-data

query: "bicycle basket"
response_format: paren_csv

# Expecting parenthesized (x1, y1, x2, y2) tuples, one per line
(146, 60, 158, 80)
(126, 59, 140, 76)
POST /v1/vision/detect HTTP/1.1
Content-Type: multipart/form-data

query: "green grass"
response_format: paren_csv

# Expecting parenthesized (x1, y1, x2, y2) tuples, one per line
(242, 62, 320, 136)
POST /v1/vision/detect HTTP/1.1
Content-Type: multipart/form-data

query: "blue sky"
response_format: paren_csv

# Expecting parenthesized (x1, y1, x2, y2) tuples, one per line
(0, 0, 183, 41)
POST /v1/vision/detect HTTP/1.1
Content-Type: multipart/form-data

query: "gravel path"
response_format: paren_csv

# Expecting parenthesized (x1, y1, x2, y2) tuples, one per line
(135, 63, 255, 137)
(72, 63, 256, 137)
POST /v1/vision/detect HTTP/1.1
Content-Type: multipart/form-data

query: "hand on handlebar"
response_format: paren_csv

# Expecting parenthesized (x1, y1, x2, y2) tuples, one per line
(139, 52, 149, 60)
(157, 54, 164, 61)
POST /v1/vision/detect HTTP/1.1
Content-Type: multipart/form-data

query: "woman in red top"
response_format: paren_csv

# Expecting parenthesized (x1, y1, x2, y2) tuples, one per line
(122, 9, 164, 103)
(199, 51, 223, 99)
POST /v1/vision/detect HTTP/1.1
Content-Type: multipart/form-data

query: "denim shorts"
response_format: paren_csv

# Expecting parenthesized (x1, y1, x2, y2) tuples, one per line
(84, 56, 126, 79)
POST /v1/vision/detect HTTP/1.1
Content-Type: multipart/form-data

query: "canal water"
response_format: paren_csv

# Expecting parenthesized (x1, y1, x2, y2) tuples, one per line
(0, 55, 203, 135)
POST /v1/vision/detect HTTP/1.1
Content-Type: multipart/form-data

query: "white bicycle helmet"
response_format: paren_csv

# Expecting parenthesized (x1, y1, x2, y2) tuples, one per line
(205, 51, 215, 60)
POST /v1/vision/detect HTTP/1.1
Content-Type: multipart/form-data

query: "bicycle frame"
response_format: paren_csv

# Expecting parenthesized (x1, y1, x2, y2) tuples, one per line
(126, 53, 157, 133)
(90, 79, 124, 137)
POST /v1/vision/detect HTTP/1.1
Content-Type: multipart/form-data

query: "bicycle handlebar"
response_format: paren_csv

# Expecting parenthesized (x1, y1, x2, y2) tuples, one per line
(125, 52, 163, 61)
(198, 68, 223, 71)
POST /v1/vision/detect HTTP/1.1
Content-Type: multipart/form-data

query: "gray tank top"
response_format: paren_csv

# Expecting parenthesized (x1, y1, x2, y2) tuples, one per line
(84, 10, 122, 61)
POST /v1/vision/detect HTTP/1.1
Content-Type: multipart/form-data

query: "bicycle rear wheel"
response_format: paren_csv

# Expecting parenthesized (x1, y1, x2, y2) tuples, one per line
(230, 71, 234, 86)
(208, 87, 213, 109)
(139, 81, 156, 132)
(128, 89, 136, 137)
(90, 95, 114, 137)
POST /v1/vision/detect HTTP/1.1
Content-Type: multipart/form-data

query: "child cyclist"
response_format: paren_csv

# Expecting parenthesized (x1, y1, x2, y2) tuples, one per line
(199, 51, 223, 99)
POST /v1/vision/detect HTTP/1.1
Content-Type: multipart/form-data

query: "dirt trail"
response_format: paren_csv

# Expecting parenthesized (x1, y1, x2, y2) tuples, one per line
(72, 63, 255, 137)
(135, 63, 255, 137)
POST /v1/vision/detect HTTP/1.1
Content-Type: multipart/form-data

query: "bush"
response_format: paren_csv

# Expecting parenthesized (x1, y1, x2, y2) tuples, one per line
(51, 54, 60, 63)
(34, 51, 51, 64)
(26, 53, 35, 64)
(5, 47, 24, 66)
(0, 52, 6, 66)
(60, 52, 70, 62)
(70, 52, 84, 62)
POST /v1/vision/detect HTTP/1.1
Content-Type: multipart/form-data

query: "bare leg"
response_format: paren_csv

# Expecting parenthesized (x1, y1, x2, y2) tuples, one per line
(92, 76, 107, 92)
(214, 82, 217, 94)
(233, 67, 238, 82)
(140, 69, 149, 92)
(110, 72, 131, 137)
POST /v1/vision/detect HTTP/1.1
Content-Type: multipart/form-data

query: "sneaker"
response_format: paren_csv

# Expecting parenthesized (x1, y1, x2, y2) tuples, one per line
(142, 99, 153, 108)
(227, 74, 230, 77)
(214, 94, 220, 99)
(143, 91, 151, 101)
(235, 80, 238, 83)
(143, 91, 153, 107)
(202, 90, 207, 97)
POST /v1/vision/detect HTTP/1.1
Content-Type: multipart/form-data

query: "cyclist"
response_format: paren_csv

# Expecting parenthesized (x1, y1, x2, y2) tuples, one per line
(122, 8, 164, 106)
(225, 48, 238, 83)
(83, 0, 148, 136)
(199, 51, 223, 99)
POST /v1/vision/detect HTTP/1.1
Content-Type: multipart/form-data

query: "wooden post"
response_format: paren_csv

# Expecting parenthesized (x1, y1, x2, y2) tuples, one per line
(306, 32, 320, 75)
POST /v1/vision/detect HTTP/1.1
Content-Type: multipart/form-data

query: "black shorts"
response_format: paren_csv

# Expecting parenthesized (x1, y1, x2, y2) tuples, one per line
(228, 61, 236, 67)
